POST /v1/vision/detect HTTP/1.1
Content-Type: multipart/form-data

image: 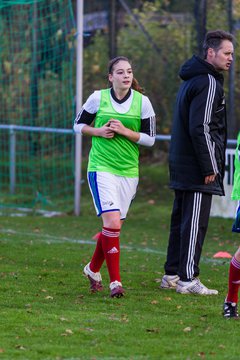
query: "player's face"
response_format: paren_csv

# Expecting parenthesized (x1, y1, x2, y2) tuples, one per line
(207, 40, 234, 72)
(108, 60, 133, 92)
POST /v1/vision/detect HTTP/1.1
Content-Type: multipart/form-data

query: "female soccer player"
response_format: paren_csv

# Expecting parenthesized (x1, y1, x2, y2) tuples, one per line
(223, 132, 240, 318)
(74, 56, 156, 298)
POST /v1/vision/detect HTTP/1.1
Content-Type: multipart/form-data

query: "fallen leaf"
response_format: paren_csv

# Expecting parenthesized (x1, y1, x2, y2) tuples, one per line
(121, 314, 129, 323)
(108, 314, 119, 321)
(183, 327, 192, 332)
(146, 328, 159, 333)
(79, 328, 94, 331)
(61, 329, 73, 336)
(82, 327, 94, 332)
(150, 300, 158, 304)
(25, 328, 31, 334)
(205, 326, 211, 333)
(60, 317, 69, 322)
(15, 345, 26, 350)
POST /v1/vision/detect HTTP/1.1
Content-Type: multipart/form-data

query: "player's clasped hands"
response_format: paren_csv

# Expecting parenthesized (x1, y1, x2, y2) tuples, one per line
(99, 121, 115, 138)
(108, 119, 126, 135)
(99, 119, 126, 138)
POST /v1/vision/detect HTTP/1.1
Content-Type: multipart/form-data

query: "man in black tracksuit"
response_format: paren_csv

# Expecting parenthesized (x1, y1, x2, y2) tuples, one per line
(161, 30, 234, 295)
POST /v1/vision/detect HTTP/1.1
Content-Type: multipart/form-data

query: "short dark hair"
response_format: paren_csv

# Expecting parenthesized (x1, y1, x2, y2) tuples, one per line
(203, 30, 234, 59)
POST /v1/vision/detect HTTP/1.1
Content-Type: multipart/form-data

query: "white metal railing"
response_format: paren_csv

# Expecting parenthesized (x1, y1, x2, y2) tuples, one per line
(1, 124, 73, 196)
(0, 124, 237, 215)
(155, 134, 237, 146)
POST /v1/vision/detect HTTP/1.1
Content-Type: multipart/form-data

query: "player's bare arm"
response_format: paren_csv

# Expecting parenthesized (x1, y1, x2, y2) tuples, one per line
(82, 123, 115, 138)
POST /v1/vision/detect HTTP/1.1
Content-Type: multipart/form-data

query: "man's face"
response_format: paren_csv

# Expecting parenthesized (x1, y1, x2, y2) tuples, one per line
(207, 40, 234, 72)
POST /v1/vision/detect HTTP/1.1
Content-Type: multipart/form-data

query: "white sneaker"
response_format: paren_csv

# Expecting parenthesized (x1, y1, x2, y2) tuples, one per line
(110, 281, 125, 298)
(176, 278, 218, 295)
(160, 274, 180, 289)
(83, 262, 103, 292)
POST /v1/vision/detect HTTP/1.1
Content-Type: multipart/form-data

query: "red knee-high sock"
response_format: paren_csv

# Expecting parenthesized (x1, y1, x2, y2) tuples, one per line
(226, 256, 240, 303)
(101, 227, 121, 283)
(89, 233, 105, 273)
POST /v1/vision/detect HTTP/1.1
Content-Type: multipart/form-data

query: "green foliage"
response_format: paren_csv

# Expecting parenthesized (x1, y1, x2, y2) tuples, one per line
(83, 30, 109, 99)
(205, 1, 228, 34)
(0, 0, 75, 210)
(82, 0, 240, 135)
(0, 0, 75, 128)
(82, 1, 196, 133)
(155, 0, 195, 12)
(116, 1, 195, 133)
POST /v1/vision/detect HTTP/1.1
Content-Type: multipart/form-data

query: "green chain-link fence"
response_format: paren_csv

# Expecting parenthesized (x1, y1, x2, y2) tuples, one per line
(0, 0, 76, 213)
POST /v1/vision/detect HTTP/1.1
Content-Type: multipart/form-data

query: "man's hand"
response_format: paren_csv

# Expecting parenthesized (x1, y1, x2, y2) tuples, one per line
(204, 174, 216, 184)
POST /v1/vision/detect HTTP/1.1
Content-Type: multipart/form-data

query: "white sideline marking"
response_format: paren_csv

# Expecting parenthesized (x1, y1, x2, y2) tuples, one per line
(0, 228, 95, 245)
(0, 207, 64, 217)
(0, 228, 163, 254)
(0, 228, 227, 264)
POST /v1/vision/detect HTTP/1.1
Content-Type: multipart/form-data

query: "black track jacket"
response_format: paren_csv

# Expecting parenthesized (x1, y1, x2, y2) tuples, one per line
(169, 55, 227, 195)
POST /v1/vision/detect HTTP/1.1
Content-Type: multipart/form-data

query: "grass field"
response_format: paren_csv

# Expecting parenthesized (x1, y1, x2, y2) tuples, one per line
(0, 162, 239, 360)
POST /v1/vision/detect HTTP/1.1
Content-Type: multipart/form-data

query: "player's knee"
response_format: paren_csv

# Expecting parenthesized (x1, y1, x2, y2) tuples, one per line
(103, 218, 121, 229)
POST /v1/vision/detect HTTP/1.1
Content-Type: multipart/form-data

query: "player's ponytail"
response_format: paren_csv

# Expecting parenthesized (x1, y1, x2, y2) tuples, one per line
(132, 77, 144, 94)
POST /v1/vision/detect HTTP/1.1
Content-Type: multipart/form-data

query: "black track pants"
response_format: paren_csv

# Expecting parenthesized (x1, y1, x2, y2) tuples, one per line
(164, 190, 212, 281)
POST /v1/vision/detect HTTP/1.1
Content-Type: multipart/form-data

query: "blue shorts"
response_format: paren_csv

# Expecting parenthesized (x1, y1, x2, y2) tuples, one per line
(232, 202, 240, 233)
